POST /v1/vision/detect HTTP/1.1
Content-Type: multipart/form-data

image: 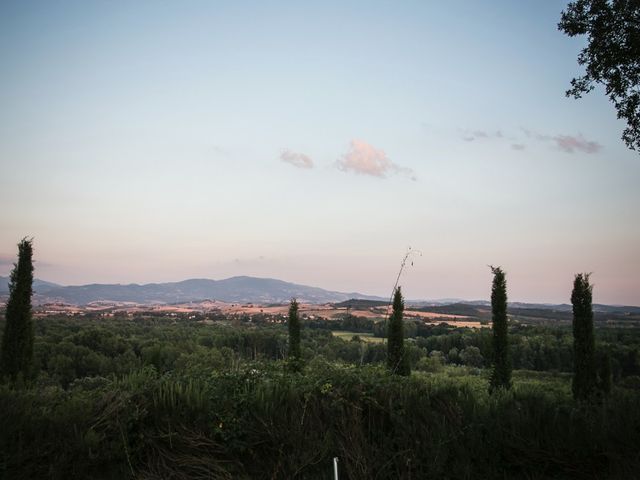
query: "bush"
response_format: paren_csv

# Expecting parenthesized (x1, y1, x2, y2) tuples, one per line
(2, 366, 640, 479)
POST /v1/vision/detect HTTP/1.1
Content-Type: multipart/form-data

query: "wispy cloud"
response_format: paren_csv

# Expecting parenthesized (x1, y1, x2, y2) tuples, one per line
(233, 255, 266, 264)
(280, 149, 314, 169)
(336, 139, 415, 180)
(521, 128, 549, 142)
(211, 145, 231, 157)
(463, 127, 602, 154)
(553, 135, 602, 154)
(461, 129, 504, 142)
(521, 128, 602, 154)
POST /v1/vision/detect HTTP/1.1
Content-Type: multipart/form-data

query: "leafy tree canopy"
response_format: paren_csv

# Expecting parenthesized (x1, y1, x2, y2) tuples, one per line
(559, 0, 640, 151)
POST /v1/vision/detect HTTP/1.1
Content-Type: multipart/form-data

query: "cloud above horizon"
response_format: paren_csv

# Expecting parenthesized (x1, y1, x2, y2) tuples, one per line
(552, 134, 602, 154)
(461, 127, 602, 154)
(280, 149, 314, 169)
(462, 129, 504, 142)
(522, 129, 603, 154)
(336, 139, 415, 180)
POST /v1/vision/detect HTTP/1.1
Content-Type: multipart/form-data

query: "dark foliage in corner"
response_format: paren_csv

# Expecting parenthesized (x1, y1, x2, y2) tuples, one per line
(559, 0, 640, 151)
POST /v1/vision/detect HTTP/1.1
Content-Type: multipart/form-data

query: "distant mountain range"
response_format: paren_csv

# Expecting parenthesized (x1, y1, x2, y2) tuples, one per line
(0, 276, 384, 305)
(0, 275, 638, 313)
(410, 300, 640, 315)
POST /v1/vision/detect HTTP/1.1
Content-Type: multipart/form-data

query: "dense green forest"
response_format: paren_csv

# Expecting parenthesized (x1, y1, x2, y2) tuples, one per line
(2, 312, 640, 479)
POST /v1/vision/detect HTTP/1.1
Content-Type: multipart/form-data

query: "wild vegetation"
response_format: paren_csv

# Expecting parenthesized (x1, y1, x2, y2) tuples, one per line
(1, 309, 640, 479)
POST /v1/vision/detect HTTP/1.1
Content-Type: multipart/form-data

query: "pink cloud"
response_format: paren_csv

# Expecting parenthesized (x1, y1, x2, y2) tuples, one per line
(553, 135, 602, 154)
(280, 149, 314, 169)
(468, 127, 602, 154)
(336, 139, 415, 179)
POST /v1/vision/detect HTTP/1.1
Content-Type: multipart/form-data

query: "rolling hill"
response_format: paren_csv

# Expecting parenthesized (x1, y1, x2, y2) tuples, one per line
(0, 276, 383, 305)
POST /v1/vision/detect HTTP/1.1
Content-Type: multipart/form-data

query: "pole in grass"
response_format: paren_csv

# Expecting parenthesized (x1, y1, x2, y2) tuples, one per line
(333, 457, 339, 480)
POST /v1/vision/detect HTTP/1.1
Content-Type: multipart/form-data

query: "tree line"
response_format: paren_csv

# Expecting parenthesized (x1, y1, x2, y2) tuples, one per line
(0, 238, 623, 401)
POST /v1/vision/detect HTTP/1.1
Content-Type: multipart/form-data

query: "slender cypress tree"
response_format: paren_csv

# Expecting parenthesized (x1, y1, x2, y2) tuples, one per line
(0, 238, 34, 383)
(489, 266, 511, 392)
(572, 273, 597, 400)
(387, 286, 410, 376)
(287, 298, 301, 365)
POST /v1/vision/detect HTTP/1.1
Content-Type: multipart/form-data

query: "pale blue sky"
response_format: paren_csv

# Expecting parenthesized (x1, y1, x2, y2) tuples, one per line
(1, 1, 638, 304)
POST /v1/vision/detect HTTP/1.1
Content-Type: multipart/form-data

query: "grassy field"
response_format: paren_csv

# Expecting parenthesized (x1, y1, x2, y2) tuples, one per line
(331, 330, 385, 343)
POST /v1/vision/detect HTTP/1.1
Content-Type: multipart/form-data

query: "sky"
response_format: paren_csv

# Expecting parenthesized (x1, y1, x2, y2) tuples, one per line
(1, 1, 638, 305)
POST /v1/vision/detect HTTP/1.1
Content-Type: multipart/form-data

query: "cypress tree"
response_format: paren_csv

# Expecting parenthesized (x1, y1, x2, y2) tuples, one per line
(387, 286, 410, 376)
(0, 238, 35, 383)
(489, 266, 511, 392)
(572, 273, 597, 400)
(287, 298, 301, 368)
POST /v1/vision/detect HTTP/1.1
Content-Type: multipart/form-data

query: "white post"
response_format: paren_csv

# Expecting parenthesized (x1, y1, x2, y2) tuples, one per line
(333, 457, 339, 480)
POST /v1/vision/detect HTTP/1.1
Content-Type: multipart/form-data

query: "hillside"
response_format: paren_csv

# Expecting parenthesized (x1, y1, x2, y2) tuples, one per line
(0, 276, 383, 305)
